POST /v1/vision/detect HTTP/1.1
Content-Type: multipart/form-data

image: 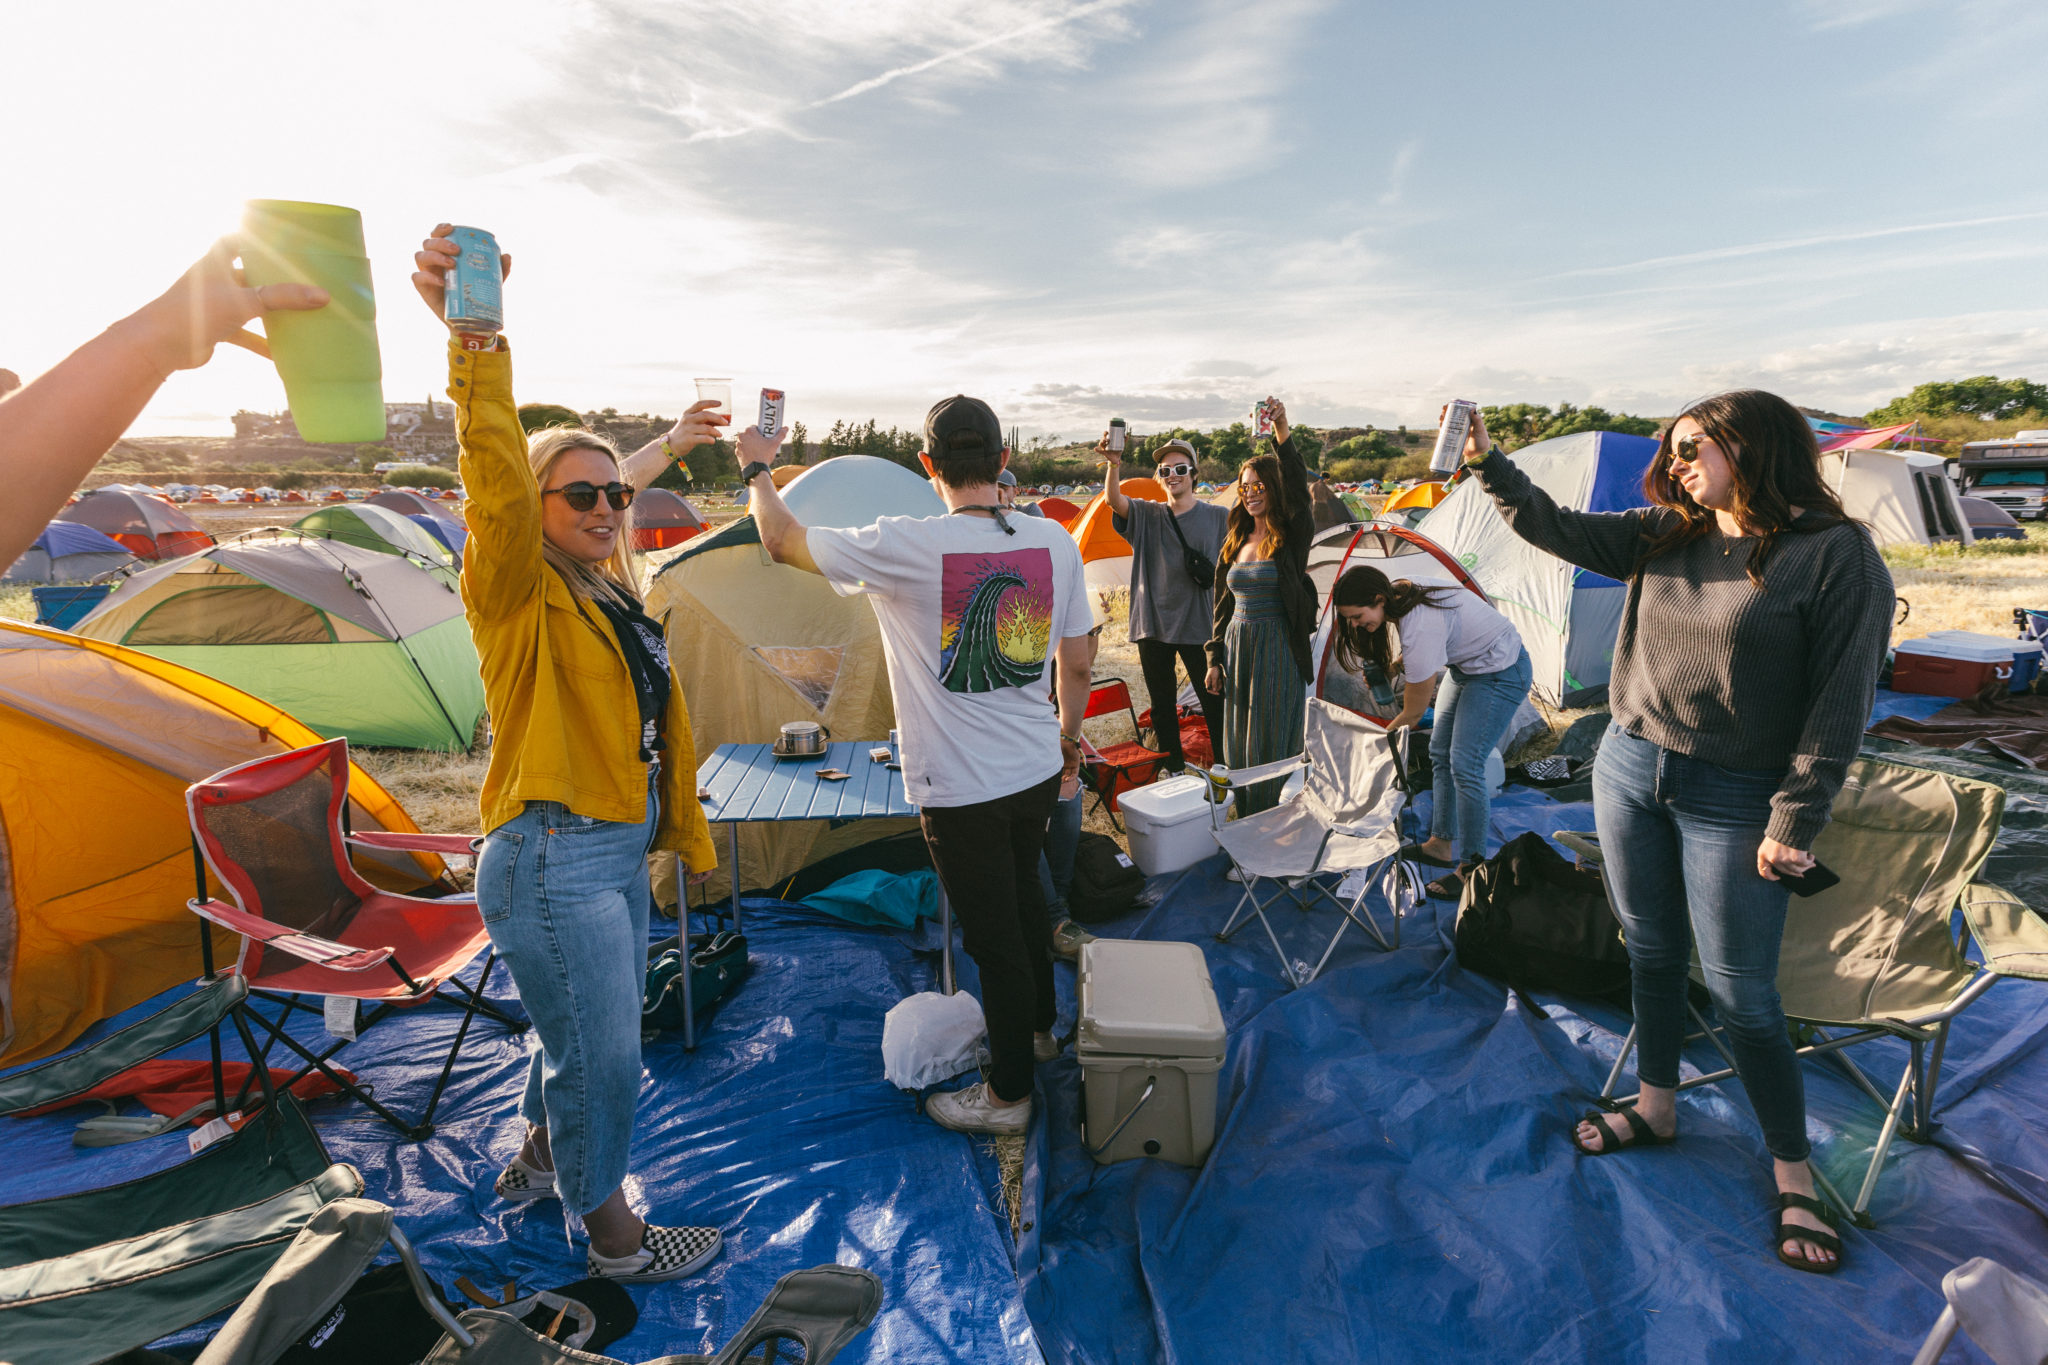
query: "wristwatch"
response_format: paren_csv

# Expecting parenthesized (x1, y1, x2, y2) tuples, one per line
(740, 461, 773, 484)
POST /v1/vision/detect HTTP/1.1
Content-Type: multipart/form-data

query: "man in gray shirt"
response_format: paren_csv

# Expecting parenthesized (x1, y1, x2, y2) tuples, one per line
(1100, 434, 1228, 771)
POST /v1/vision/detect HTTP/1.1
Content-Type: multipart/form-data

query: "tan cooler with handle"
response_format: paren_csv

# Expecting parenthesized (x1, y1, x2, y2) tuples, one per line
(1077, 938, 1226, 1166)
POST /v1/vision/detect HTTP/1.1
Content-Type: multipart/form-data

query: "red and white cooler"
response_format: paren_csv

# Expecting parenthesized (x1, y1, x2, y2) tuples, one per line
(1893, 632, 2037, 697)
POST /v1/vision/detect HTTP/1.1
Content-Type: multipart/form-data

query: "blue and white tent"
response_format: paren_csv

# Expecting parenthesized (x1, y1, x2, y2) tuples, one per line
(1415, 430, 1659, 707)
(3, 521, 135, 584)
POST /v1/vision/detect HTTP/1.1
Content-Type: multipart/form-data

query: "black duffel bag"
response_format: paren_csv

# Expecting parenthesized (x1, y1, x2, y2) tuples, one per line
(1453, 832, 1632, 1006)
(1067, 831, 1145, 924)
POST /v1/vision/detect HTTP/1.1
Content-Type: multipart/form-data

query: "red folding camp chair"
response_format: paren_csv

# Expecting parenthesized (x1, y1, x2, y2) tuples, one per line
(1076, 677, 1170, 831)
(185, 738, 521, 1140)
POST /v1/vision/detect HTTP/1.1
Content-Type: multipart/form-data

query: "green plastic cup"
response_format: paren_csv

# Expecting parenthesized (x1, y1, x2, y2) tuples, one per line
(239, 200, 384, 443)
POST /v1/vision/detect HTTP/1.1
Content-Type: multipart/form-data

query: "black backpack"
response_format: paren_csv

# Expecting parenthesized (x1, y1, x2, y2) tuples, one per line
(1453, 832, 1632, 1006)
(1067, 831, 1145, 924)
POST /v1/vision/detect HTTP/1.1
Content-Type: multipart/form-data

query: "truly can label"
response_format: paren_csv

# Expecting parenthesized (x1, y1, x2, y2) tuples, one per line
(1430, 399, 1478, 476)
(758, 387, 786, 437)
(443, 226, 504, 333)
(1250, 398, 1274, 443)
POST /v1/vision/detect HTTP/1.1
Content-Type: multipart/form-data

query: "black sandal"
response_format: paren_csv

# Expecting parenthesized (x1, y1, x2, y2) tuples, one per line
(1398, 843, 1458, 869)
(1571, 1106, 1675, 1156)
(1772, 1192, 1844, 1274)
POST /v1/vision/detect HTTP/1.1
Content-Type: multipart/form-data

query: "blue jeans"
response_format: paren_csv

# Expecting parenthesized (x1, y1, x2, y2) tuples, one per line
(475, 772, 658, 1214)
(1592, 726, 1809, 1163)
(1038, 787, 1083, 919)
(1428, 647, 1532, 863)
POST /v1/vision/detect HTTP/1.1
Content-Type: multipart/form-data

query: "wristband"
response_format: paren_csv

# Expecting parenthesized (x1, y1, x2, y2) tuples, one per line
(456, 332, 499, 352)
(1464, 442, 1494, 467)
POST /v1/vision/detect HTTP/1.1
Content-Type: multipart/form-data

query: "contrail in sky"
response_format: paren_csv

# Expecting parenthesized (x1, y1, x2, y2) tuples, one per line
(805, 0, 1127, 110)
(1545, 210, 2048, 279)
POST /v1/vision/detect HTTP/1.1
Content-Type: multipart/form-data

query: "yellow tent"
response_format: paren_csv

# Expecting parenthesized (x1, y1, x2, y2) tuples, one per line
(0, 621, 440, 1066)
(1382, 480, 1448, 515)
(644, 456, 945, 906)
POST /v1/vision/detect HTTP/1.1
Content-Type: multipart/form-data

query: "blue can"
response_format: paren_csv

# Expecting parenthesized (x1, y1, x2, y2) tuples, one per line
(443, 226, 503, 333)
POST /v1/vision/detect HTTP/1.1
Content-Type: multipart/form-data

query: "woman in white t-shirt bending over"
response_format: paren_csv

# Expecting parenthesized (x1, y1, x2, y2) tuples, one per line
(1331, 565, 1531, 898)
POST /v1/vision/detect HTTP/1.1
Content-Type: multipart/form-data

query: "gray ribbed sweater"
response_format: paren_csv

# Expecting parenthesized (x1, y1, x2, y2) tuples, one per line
(1475, 452, 1895, 848)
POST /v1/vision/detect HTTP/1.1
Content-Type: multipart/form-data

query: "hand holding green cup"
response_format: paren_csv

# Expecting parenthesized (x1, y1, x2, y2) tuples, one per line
(235, 200, 385, 443)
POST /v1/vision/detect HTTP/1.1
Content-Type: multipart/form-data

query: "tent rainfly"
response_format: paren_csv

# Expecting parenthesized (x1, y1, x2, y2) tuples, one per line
(3, 522, 134, 584)
(291, 503, 458, 576)
(0, 620, 442, 1067)
(1821, 448, 1972, 548)
(71, 535, 485, 751)
(1070, 477, 1169, 590)
(364, 489, 450, 519)
(631, 488, 709, 551)
(58, 486, 213, 560)
(1417, 430, 1661, 707)
(645, 456, 943, 905)
(408, 513, 469, 562)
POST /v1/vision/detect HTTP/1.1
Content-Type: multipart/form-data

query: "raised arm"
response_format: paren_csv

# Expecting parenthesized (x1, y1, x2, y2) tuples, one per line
(619, 400, 724, 491)
(1098, 431, 1132, 522)
(0, 240, 327, 567)
(742, 429, 813, 573)
(1466, 409, 1656, 583)
(1267, 399, 1315, 554)
(411, 226, 541, 621)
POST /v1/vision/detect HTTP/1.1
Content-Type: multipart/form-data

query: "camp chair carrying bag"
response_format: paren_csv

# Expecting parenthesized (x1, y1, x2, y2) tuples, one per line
(1068, 831, 1146, 924)
(1453, 832, 1632, 1006)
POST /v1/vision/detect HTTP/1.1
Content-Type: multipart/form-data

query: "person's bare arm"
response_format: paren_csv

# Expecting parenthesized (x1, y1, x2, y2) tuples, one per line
(0, 239, 327, 567)
(1097, 432, 1130, 519)
(619, 399, 724, 490)
(746, 426, 818, 574)
(1388, 677, 1439, 733)
(1055, 632, 1094, 788)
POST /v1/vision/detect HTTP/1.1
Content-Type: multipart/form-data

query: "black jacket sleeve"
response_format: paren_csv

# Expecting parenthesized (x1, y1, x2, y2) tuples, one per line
(1473, 450, 1660, 583)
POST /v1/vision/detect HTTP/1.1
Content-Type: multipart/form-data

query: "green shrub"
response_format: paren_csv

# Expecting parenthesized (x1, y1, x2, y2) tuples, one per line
(386, 463, 458, 490)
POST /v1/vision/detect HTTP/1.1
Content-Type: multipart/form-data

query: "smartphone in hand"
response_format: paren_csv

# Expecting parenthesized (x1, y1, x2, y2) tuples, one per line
(1777, 861, 1841, 897)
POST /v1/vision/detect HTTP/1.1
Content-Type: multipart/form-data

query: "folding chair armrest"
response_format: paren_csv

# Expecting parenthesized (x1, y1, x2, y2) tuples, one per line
(1202, 754, 1306, 794)
(1555, 830, 1603, 866)
(188, 899, 395, 974)
(1960, 882, 2048, 981)
(345, 831, 482, 856)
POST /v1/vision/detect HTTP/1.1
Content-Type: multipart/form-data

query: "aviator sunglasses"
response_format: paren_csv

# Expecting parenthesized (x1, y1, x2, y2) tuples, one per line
(1672, 434, 1717, 465)
(1156, 462, 1195, 478)
(542, 481, 637, 512)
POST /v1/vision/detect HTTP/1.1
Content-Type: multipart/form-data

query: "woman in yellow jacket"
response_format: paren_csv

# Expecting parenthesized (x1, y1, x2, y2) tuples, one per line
(412, 226, 728, 1283)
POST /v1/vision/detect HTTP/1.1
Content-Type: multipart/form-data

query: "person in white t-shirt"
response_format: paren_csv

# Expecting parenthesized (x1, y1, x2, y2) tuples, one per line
(1330, 564, 1531, 898)
(748, 395, 1097, 1137)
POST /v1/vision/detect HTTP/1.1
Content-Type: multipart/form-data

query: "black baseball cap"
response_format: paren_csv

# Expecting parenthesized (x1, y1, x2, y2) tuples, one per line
(924, 395, 1004, 460)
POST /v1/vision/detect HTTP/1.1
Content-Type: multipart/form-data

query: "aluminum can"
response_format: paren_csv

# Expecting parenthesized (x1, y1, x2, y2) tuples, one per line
(1250, 399, 1275, 443)
(1430, 399, 1479, 477)
(443, 226, 503, 333)
(1108, 418, 1126, 452)
(758, 387, 786, 437)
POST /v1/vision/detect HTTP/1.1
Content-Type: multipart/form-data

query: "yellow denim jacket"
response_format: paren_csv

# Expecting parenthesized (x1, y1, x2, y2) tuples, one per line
(449, 340, 716, 871)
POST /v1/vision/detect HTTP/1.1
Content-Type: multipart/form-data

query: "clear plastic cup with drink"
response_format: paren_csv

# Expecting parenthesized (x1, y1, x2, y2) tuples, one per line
(694, 377, 733, 429)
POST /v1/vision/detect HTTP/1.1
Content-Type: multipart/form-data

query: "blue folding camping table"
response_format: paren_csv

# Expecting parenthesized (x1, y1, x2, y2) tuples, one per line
(695, 739, 953, 1045)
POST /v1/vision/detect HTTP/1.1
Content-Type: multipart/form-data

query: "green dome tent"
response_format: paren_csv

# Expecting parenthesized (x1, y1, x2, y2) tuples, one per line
(291, 503, 457, 579)
(71, 533, 483, 751)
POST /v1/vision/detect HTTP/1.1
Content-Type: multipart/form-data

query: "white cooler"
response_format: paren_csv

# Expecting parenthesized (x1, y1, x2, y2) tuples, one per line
(1077, 939, 1227, 1166)
(1119, 774, 1220, 877)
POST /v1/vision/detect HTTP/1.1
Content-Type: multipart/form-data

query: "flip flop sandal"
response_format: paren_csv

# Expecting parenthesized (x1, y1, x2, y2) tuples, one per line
(1772, 1192, 1844, 1274)
(1398, 844, 1458, 869)
(1571, 1106, 1676, 1156)
(1424, 870, 1467, 899)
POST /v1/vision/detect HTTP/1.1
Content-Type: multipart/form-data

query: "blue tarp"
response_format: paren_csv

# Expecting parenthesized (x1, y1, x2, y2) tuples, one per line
(5, 695, 2046, 1361)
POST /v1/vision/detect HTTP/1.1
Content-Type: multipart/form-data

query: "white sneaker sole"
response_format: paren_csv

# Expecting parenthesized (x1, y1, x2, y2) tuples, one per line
(590, 1228, 724, 1284)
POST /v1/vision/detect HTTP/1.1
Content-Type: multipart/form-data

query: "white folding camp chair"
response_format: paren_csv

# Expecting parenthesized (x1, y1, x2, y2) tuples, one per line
(1563, 755, 2048, 1225)
(1205, 698, 1422, 987)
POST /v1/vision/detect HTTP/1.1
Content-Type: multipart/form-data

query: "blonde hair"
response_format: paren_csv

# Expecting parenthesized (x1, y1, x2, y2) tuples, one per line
(526, 426, 640, 606)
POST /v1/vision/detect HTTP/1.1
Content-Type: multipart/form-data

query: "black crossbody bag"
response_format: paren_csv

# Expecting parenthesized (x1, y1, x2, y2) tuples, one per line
(1162, 504, 1216, 591)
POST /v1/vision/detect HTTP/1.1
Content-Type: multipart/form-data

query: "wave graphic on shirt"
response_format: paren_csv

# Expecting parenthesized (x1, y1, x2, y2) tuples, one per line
(938, 547, 1054, 693)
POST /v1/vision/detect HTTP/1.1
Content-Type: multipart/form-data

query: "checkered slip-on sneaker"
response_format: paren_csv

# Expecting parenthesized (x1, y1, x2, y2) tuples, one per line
(493, 1153, 558, 1203)
(587, 1223, 724, 1284)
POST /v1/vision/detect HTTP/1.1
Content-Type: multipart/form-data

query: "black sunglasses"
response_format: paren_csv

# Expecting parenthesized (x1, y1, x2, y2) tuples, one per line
(543, 481, 636, 512)
(1156, 462, 1194, 478)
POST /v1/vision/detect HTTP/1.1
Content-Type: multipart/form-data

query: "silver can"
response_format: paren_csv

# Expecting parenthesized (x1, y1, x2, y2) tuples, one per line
(1250, 399, 1274, 443)
(443, 226, 503, 333)
(1430, 399, 1479, 477)
(758, 387, 786, 437)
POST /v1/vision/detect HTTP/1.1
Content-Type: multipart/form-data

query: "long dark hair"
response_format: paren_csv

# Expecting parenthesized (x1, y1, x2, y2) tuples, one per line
(1331, 565, 1459, 680)
(1219, 453, 1296, 567)
(1640, 389, 1850, 589)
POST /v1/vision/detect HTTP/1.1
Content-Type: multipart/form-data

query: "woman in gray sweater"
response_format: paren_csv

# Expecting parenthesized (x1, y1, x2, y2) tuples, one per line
(1463, 389, 1893, 1275)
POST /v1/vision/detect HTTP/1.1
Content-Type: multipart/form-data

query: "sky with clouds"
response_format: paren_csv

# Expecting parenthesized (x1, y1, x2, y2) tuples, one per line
(4, 0, 2044, 439)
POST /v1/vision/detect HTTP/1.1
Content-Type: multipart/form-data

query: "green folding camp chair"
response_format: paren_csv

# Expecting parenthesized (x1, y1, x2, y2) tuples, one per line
(1562, 755, 2048, 1226)
(0, 1094, 360, 1365)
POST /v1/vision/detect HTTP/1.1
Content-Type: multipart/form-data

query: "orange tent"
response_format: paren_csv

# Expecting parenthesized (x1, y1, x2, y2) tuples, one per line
(1382, 480, 1447, 516)
(1034, 496, 1081, 526)
(1070, 477, 1168, 589)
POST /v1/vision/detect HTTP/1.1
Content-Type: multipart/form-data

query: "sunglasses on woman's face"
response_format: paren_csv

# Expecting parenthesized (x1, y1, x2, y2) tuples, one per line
(543, 481, 636, 512)
(1672, 434, 1717, 465)
(1240, 481, 1267, 494)
(1156, 462, 1194, 478)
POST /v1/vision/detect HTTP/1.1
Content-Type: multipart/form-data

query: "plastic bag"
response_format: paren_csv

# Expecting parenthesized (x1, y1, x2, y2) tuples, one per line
(881, 991, 986, 1090)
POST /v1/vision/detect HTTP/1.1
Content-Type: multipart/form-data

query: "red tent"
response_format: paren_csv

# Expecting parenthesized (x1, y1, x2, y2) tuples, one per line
(1034, 496, 1082, 526)
(365, 489, 450, 519)
(57, 486, 213, 560)
(631, 487, 708, 551)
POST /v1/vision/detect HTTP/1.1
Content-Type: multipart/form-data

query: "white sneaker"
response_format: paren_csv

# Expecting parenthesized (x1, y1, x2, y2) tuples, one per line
(587, 1223, 724, 1283)
(1225, 865, 1252, 883)
(1033, 1031, 1063, 1062)
(1051, 919, 1097, 960)
(927, 1081, 1033, 1136)
(493, 1152, 557, 1203)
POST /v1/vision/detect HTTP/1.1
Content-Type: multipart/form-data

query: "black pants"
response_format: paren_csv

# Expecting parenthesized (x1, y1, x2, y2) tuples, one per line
(1136, 637, 1222, 768)
(919, 772, 1062, 1103)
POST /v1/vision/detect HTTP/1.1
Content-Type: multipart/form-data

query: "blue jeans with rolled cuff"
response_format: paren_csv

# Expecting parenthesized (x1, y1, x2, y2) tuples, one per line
(475, 770, 658, 1215)
(1428, 646, 1532, 864)
(1592, 725, 1810, 1163)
